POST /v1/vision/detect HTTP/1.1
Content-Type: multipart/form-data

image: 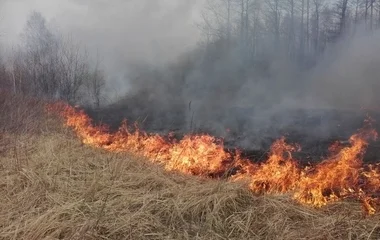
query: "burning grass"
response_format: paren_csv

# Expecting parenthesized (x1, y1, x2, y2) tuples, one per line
(1, 130, 380, 239)
(48, 102, 380, 215)
(1, 97, 380, 239)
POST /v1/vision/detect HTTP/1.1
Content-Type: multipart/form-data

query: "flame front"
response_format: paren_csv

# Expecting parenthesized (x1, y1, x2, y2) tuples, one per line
(47, 102, 380, 214)
(232, 137, 301, 194)
(48, 103, 232, 176)
(294, 128, 378, 207)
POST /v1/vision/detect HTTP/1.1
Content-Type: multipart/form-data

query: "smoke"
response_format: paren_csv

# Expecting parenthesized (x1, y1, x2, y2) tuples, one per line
(118, 27, 380, 151)
(2, 1, 380, 152)
(0, 0, 204, 98)
(309, 31, 380, 110)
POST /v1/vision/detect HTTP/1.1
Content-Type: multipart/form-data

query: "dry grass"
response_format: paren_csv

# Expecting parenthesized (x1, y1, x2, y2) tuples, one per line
(0, 92, 47, 134)
(1, 94, 380, 239)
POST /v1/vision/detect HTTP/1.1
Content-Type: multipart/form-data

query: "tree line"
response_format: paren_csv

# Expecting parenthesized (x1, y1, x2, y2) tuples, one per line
(1, 1, 379, 110)
(0, 12, 106, 107)
(199, 0, 380, 66)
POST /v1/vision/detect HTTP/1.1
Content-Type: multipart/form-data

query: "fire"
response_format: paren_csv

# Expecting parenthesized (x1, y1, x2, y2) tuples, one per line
(47, 102, 380, 215)
(47, 102, 232, 176)
(232, 137, 301, 194)
(293, 128, 378, 207)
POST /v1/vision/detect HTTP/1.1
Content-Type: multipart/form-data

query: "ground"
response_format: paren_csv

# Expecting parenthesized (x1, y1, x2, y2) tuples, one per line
(87, 105, 380, 164)
(1, 94, 380, 239)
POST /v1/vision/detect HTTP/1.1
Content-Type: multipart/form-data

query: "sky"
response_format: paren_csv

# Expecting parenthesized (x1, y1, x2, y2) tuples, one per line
(0, 0, 206, 95)
(0, 0, 205, 46)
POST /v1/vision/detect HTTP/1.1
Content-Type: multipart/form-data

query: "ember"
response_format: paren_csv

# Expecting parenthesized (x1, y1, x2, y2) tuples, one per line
(47, 102, 380, 215)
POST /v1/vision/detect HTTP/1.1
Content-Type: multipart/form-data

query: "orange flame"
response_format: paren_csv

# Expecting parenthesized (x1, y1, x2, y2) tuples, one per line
(47, 102, 380, 215)
(232, 137, 301, 194)
(294, 128, 378, 207)
(47, 102, 233, 176)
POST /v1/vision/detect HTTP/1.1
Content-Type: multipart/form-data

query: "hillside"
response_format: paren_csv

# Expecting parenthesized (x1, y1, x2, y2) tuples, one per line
(1, 94, 380, 239)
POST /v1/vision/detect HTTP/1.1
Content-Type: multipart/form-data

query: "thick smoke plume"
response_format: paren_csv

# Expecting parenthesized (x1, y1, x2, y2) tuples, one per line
(2, 0, 380, 152)
(120, 30, 380, 150)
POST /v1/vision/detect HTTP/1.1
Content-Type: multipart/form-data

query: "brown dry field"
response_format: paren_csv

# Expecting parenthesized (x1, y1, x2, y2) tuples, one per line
(0, 93, 380, 240)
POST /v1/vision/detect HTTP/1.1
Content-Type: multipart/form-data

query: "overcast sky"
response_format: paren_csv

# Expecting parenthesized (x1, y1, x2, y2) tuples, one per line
(0, 0, 204, 52)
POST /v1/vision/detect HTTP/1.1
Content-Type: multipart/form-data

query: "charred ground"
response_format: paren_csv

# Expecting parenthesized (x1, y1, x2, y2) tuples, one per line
(85, 104, 380, 165)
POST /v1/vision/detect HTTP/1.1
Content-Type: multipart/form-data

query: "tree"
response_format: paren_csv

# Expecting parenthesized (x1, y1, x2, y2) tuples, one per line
(266, 0, 283, 49)
(287, 0, 296, 58)
(13, 11, 106, 105)
(199, 0, 235, 44)
(87, 54, 106, 108)
(306, 0, 310, 53)
(312, 0, 324, 55)
(21, 11, 60, 98)
(300, 0, 305, 59)
(370, 0, 374, 30)
(336, 0, 349, 36)
(197, 0, 380, 75)
(57, 37, 90, 103)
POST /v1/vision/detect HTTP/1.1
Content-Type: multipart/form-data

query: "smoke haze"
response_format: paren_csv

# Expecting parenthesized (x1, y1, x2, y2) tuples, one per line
(1, 0, 380, 152)
(117, 29, 380, 150)
(0, 0, 204, 96)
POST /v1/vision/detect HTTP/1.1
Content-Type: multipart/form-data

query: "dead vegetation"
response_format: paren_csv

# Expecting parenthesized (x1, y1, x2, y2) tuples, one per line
(0, 95, 380, 240)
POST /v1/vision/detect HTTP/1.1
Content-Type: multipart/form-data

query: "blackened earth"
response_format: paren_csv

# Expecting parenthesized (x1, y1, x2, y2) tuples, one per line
(85, 105, 380, 165)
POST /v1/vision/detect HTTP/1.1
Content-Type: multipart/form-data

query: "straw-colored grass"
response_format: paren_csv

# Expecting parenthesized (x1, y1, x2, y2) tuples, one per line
(0, 94, 379, 239)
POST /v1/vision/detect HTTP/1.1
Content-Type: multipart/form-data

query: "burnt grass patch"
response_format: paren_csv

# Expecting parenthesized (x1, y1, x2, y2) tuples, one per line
(86, 106, 380, 165)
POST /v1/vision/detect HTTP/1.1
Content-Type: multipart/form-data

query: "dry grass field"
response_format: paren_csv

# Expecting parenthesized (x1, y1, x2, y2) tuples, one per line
(1, 93, 380, 240)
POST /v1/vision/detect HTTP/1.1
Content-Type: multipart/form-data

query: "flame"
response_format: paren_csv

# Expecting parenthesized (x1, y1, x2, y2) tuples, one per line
(47, 102, 380, 215)
(294, 128, 378, 207)
(47, 102, 233, 176)
(232, 137, 301, 194)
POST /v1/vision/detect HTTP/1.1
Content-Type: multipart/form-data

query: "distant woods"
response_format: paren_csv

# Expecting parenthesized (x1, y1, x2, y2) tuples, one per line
(1, 1, 380, 111)
(0, 11, 106, 107)
(110, 0, 380, 132)
(199, 0, 380, 66)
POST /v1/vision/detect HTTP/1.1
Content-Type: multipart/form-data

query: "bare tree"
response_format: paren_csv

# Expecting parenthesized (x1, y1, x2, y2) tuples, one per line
(197, 0, 377, 73)
(250, 0, 262, 58)
(12, 11, 105, 105)
(312, 0, 324, 54)
(300, 0, 305, 59)
(377, 0, 380, 28)
(7, 48, 24, 94)
(226, 0, 232, 42)
(336, 0, 349, 36)
(306, 0, 310, 53)
(199, 0, 235, 43)
(21, 11, 60, 98)
(266, 0, 283, 49)
(285, 0, 296, 58)
(87, 53, 105, 108)
(57, 37, 90, 103)
(365, 0, 369, 26)
(370, 0, 374, 30)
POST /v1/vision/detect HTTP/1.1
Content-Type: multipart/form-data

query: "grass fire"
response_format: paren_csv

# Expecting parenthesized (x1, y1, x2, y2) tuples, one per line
(2, 91, 380, 240)
(48, 102, 380, 216)
(3, 1, 380, 239)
